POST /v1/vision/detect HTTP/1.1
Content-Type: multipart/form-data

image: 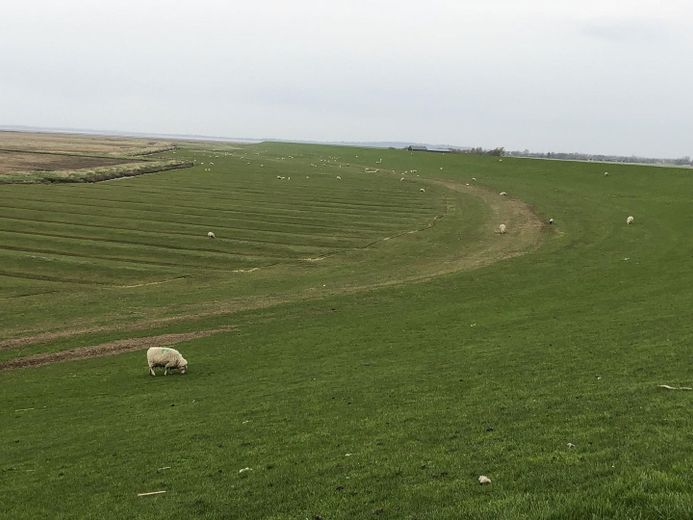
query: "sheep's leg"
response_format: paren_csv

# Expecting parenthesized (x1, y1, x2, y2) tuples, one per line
(149, 366, 156, 376)
(164, 367, 168, 376)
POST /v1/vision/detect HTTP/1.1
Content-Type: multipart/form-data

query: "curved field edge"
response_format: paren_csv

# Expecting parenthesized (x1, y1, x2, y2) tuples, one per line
(0, 177, 545, 362)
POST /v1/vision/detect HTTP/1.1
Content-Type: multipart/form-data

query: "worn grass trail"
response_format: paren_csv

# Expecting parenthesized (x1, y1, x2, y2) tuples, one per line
(0, 143, 539, 346)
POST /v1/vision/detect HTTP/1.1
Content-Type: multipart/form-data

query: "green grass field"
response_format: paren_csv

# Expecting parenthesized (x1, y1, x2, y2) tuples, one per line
(1, 141, 691, 519)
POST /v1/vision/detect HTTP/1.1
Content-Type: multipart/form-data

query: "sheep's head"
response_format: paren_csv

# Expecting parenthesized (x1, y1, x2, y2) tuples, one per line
(179, 357, 188, 374)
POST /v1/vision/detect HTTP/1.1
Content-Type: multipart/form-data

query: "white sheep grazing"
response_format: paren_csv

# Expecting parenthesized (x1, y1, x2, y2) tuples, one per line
(498, 224, 507, 234)
(207, 231, 216, 239)
(147, 347, 188, 376)
(336, 176, 342, 180)
(419, 188, 426, 192)
(400, 177, 405, 181)
(479, 475, 492, 485)
(626, 216, 634, 225)
(604, 171, 609, 176)
(499, 191, 507, 196)
(548, 218, 554, 225)
(472, 177, 477, 181)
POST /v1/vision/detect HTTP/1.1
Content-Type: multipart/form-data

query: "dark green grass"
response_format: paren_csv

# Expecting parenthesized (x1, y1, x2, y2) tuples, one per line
(0, 143, 691, 518)
(2, 273, 690, 518)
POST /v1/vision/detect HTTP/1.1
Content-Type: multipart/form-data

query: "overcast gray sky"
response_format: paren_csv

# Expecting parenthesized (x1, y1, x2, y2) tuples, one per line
(2, 0, 692, 157)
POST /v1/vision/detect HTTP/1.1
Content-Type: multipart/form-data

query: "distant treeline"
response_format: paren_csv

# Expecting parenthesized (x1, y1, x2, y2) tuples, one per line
(505, 150, 692, 166)
(406, 144, 691, 166)
(458, 147, 505, 157)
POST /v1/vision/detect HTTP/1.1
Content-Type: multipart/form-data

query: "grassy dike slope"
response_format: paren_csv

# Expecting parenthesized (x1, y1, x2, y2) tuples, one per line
(1, 144, 691, 519)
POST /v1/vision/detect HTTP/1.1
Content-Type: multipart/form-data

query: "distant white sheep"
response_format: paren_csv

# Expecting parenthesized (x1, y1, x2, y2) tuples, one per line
(336, 175, 342, 180)
(548, 218, 554, 225)
(472, 177, 477, 181)
(479, 475, 492, 485)
(626, 216, 634, 225)
(498, 224, 507, 234)
(499, 191, 507, 196)
(147, 347, 188, 376)
(604, 171, 609, 176)
(400, 177, 405, 181)
(207, 231, 216, 239)
(419, 188, 426, 192)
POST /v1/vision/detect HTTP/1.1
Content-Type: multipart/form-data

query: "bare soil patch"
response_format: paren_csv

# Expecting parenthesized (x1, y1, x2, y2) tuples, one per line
(426, 178, 546, 272)
(0, 327, 233, 371)
(0, 150, 137, 175)
(0, 131, 173, 155)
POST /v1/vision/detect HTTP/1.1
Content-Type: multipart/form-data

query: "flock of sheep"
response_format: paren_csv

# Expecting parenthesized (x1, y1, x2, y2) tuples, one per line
(495, 172, 635, 235)
(160, 155, 638, 375)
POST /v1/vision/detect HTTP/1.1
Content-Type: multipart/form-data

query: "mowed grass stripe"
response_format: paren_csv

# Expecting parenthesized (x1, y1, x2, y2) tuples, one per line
(15, 172, 440, 211)
(0, 250, 176, 286)
(0, 231, 299, 267)
(103, 182, 442, 210)
(0, 216, 368, 253)
(0, 241, 276, 273)
(0, 215, 390, 246)
(0, 272, 71, 299)
(0, 208, 395, 242)
(0, 200, 431, 234)
(7, 191, 439, 221)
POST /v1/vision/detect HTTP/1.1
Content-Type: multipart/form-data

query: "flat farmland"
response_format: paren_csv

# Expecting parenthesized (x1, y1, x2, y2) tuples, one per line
(0, 140, 690, 519)
(0, 130, 174, 155)
(0, 131, 187, 183)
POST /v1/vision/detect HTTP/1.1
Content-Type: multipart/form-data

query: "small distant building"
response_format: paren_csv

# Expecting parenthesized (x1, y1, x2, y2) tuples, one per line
(406, 144, 454, 153)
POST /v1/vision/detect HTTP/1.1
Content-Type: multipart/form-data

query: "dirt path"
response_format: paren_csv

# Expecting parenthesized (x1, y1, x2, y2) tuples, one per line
(426, 179, 546, 273)
(0, 327, 232, 371)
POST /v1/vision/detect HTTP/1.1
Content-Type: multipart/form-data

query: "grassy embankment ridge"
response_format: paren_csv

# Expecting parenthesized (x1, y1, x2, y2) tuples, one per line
(0, 140, 691, 518)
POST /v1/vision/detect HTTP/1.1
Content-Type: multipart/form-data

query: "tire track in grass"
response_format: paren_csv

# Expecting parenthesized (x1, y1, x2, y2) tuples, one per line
(0, 245, 272, 272)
